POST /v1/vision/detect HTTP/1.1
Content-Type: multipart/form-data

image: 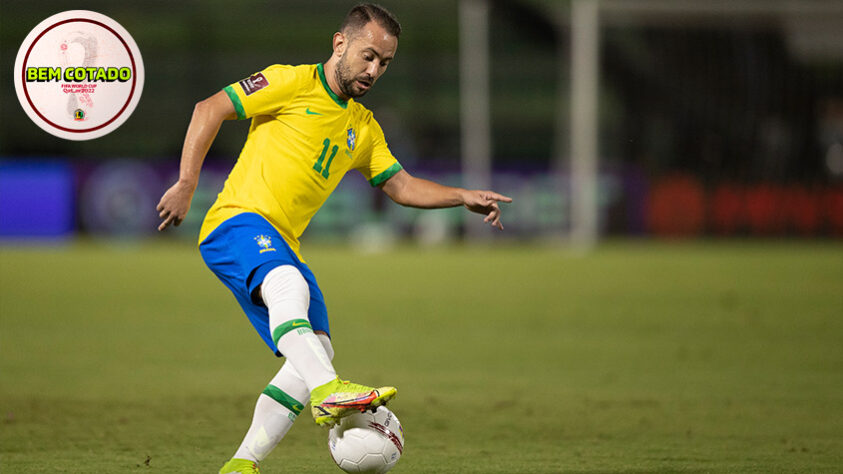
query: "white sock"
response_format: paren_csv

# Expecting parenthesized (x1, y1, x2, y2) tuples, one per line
(232, 391, 298, 463)
(233, 334, 334, 462)
(262, 265, 336, 391)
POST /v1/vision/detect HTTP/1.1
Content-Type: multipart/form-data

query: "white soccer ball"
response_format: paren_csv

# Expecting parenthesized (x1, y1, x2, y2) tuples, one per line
(328, 406, 404, 473)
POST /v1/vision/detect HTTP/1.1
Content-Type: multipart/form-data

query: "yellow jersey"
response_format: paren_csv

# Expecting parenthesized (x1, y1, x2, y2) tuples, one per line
(198, 63, 402, 261)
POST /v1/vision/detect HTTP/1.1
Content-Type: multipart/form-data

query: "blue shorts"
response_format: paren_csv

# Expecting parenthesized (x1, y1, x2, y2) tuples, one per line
(199, 212, 329, 356)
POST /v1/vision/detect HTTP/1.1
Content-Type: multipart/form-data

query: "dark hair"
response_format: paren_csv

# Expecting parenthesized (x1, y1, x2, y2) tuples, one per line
(340, 3, 401, 39)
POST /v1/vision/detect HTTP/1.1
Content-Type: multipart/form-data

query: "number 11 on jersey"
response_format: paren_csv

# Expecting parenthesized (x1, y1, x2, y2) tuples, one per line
(313, 138, 338, 179)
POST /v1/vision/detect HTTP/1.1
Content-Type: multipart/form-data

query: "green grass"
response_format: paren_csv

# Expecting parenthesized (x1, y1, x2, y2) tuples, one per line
(1, 240, 841, 473)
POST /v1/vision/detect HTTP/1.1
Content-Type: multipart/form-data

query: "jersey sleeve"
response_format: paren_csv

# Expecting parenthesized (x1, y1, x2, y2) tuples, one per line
(222, 65, 301, 120)
(354, 113, 403, 187)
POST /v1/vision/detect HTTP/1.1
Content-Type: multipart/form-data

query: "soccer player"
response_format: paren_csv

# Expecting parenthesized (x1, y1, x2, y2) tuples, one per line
(156, 4, 511, 473)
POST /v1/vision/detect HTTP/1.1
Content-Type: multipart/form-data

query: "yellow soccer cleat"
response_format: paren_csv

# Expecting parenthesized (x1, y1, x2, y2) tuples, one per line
(310, 377, 397, 427)
(219, 458, 260, 474)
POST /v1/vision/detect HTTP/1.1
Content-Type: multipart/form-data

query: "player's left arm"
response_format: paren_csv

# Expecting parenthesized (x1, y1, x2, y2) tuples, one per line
(380, 169, 513, 230)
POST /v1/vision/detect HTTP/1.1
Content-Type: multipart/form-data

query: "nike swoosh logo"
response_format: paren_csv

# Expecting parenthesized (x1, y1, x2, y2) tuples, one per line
(292, 321, 308, 327)
(305, 108, 322, 115)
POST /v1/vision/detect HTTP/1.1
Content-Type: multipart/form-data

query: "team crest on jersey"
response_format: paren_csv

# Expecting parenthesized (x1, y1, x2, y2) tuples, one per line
(347, 128, 356, 151)
(255, 234, 276, 253)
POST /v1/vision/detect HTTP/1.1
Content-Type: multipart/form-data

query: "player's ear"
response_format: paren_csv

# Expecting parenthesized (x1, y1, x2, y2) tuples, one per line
(333, 31, 347, 56)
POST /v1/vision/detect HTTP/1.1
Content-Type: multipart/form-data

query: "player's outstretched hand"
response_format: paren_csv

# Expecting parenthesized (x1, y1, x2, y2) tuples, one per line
(462, 190, 513, 230)
(156, 180, 195, 231)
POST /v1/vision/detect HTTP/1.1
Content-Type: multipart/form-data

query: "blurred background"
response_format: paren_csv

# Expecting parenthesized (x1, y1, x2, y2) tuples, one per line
(3, 3, 842, 472)
(1, 0, 842, 244)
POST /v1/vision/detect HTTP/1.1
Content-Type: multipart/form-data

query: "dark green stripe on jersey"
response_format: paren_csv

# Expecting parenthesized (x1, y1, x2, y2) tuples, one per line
(223, 85, 246, 120)
(369, 162, 403, 187)
(316, 63, 348, 109)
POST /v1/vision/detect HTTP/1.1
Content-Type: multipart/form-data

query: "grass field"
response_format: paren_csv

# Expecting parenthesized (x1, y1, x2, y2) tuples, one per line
(1, 240, 841, 473)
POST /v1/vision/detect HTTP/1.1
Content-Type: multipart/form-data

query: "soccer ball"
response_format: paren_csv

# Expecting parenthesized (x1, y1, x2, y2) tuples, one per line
(328, 406, 404, 473)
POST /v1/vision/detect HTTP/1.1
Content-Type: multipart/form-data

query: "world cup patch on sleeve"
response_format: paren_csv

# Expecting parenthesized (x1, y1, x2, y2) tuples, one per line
(239, 72, 268, 96)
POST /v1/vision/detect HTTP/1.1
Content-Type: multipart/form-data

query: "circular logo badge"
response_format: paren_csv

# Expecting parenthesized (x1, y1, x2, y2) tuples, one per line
(13, 10, 144, 141)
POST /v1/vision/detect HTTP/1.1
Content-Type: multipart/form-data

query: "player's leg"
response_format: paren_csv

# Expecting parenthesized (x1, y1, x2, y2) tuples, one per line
(261, 265, 397, 426)
(219, 361, 306, 473)
(262, 265, 337, 388)
(201, 213, 395, 431)
(221, 333, 333, 472)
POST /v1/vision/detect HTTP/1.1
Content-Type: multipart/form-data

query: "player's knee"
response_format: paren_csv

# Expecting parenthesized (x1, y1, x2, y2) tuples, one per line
(262, 265, 309, 312)
(316, 332, 334, 361)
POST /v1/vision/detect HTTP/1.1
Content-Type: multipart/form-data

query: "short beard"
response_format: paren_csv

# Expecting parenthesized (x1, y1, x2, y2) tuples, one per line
(335, 54, 368, 99)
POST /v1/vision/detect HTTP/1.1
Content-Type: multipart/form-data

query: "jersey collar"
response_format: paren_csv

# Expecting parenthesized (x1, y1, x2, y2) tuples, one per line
(317, 63, 348, 109)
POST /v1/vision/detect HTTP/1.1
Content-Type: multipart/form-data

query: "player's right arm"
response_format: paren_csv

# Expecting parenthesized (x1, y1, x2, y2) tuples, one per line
(156, 91, 236, 231)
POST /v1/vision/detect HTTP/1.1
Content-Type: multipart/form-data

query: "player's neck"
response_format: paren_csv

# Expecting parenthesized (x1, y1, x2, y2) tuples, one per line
(321, 59, 350, 101)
